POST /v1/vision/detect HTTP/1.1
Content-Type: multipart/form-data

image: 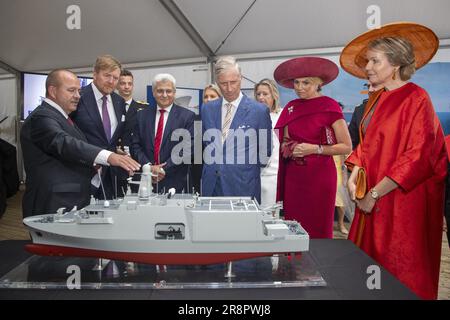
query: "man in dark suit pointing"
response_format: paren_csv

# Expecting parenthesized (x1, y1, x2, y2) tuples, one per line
(21, 69, 140, 217)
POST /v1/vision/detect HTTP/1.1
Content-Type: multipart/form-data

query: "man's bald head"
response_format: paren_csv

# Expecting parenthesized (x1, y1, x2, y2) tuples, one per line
(45, 69, 78, 97)
(45, 69, 81, 115)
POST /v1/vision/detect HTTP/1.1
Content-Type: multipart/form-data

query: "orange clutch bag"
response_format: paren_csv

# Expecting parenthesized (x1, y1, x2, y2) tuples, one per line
(355, 168, 367, 200)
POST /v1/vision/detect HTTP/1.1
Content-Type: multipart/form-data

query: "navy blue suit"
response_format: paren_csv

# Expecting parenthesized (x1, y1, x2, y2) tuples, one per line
(121, 100, 148, 149)
(118, 100, 148, 193)
(71, 84, 127, 199)
(200, 95, 272, 203)
(131, 104, 195, 193)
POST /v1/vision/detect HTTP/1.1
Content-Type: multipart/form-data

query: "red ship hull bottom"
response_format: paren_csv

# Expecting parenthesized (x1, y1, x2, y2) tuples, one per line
(25, 244, 302, 265)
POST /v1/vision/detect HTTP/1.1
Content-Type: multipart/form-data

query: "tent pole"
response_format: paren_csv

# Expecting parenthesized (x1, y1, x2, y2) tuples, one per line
(209, 60, 215, 84)
(159, 0, 215, 60)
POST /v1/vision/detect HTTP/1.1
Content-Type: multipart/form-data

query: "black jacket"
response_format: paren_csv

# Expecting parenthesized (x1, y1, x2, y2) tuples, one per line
(120, 100, 148, 149)
(21, 102, 101, 217)
(348, 99, 367, 149)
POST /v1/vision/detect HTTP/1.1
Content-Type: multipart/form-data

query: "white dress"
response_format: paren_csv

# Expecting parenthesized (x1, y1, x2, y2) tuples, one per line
(260, 111, 281, 207)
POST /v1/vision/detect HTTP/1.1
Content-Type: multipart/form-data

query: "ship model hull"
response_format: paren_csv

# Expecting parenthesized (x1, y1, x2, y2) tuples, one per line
(25, 243, 279, 265)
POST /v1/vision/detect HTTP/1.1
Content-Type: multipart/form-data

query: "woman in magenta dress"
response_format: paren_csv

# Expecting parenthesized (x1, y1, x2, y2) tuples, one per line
(274, 57, 352, 238)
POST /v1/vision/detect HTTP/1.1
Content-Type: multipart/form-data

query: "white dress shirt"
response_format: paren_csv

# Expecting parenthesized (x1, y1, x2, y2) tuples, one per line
(155, 104, 173, 138)
(44, 98, 70, 120)
(125, 98, 133, 112)
(221, 92, 243, 129)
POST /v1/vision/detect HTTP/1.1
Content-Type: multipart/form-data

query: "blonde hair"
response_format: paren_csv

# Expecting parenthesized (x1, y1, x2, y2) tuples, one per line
(203, 84, 222, 99)
(368, 37, 416, 81)
(94, 54, 122, 73)
(295, 77, 324, 92)
(254, 79, 281, 113)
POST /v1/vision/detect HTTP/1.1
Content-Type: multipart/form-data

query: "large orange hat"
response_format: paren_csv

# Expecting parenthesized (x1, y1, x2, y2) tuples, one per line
(274, 57, 339, 88)
(340, 22, 439, 79)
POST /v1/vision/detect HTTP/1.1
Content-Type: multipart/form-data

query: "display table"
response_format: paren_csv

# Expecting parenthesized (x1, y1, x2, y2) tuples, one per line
(0, 239, 417, 300)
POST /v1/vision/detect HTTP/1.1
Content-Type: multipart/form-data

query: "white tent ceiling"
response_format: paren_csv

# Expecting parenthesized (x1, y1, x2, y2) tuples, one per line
(1, 0, 450, 75)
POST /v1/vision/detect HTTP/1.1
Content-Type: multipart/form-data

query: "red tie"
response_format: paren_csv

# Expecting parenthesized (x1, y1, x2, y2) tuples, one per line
(67, 117, 74, 126)
(154, 109, 166, 164)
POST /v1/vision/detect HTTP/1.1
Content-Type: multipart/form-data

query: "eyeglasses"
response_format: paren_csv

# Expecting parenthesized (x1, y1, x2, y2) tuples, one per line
(155, 89, 174, 95)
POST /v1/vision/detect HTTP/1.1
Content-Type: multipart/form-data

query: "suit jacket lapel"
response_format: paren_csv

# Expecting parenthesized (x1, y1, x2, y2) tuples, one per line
(72, 123, 86, 140)
(214, 99, 223, 131)
(222, 95, 250, 146)
(224, 96, 249, 145)
(84, 84, 106, 139)
(146, 106, 157, 152)
(126, 100, 136, 119)
(112, 94, 125, 124)
(229, 95, 250, 130)
(111, 95, 124, 143)
(44, 102, 86, 141)
(160, 105, 177, 150)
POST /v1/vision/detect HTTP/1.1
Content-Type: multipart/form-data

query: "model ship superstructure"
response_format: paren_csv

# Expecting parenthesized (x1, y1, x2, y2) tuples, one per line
(23, 165, 309, 265)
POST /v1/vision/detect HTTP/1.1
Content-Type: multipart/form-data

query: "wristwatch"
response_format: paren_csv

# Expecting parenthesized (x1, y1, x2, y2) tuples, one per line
(369, 188, 380, 201)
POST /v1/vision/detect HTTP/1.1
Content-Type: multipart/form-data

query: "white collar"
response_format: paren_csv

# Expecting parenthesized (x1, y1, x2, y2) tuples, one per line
(92, 83, 111, 102)
(157, 104, 173, 113)
(222, 91, 243, 108)
(44, 98, 69, 119)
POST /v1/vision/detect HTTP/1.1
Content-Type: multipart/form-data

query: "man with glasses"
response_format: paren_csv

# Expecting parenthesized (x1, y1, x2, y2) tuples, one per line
(131, 73, 195, 193)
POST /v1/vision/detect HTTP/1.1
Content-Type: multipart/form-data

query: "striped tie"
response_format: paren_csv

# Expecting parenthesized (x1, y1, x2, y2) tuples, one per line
(222, 103, 233, 143)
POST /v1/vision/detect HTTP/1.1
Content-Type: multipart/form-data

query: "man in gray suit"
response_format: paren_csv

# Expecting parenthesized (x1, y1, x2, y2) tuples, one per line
(21, 69, 140, 217)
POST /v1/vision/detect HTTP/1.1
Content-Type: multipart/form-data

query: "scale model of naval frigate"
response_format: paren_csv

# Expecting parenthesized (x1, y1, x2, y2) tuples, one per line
(23, 165, 309, 265)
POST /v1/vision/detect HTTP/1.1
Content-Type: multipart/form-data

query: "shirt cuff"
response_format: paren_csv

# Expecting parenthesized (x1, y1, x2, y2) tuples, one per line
(95, 150, 113, 166)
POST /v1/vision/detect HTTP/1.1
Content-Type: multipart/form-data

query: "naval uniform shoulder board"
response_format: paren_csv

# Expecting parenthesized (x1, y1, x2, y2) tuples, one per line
(136, 100, 149, 105)
(135, 100, 149, 111)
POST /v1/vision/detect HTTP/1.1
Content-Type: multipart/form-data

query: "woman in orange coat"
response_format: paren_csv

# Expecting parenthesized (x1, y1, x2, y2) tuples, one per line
(341, 22, 447, 300)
